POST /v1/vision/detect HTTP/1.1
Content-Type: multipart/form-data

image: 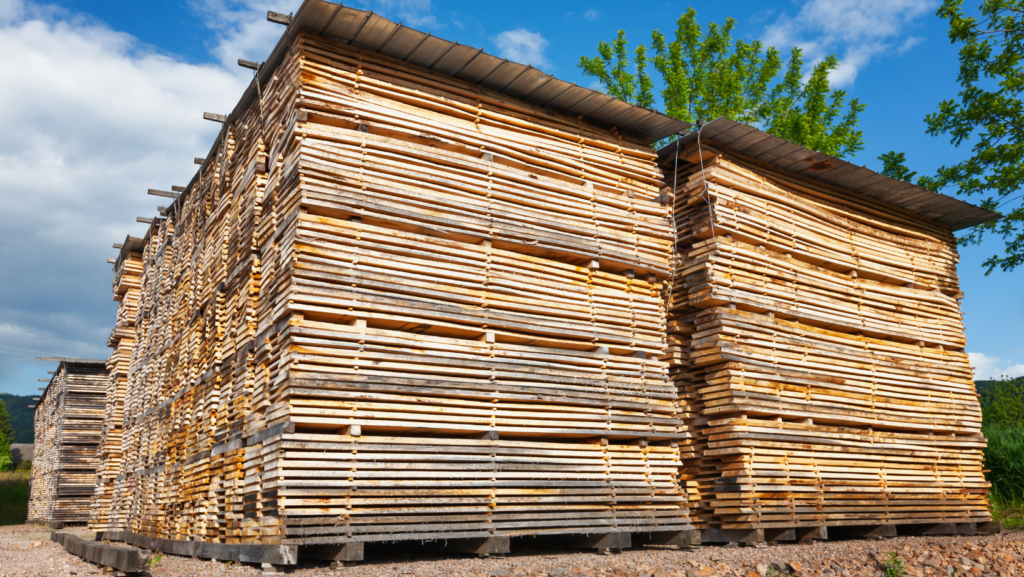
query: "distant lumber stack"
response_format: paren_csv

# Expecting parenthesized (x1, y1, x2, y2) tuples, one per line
(661, 119, 1000, 541)
(28, 360, 107, 526)
(92, 1, 695, 564)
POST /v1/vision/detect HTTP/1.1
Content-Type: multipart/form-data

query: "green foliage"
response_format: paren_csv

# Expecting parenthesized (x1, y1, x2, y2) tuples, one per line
(878, 151, 943, 191)
(0, 398, 13, 448)
(979, 376, 1024, 428)
(149, 552, 164, 567)
(882, 552, 907, 577)
(578, 7, 865, 157)
(978, 377, 1024, 529)
(0, 430, 10, 473)
(983, 425, 1024, 505)
(925, 0, 1024, 274)
(0, 394, 37, 444)
(990, 495, 1024, 530)
(0, 471, 30, 525)
(15, 459, 30, 472)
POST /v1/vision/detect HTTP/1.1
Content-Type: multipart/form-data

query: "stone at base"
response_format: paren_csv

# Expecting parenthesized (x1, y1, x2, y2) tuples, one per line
(261, 562, 285, 574)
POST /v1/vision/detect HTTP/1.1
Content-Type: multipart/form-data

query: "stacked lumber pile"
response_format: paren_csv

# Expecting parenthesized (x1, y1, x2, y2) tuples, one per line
(89, 239, 144, 532)
(663, 141, 991, 534)
(96, 30, 693, 552)
(28, 361, 107, 526)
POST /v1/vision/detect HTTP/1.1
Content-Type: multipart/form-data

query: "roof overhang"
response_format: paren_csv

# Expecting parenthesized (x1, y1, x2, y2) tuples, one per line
(195, 0, 687, 178)
(659, 118, 1002, 231)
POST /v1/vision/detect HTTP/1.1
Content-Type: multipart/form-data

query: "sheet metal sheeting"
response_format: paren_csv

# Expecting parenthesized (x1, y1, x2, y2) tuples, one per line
(663, 118, 1001, 231)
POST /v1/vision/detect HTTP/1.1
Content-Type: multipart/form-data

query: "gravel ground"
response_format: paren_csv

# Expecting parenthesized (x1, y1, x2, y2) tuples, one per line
(1, 524, 1021, 577)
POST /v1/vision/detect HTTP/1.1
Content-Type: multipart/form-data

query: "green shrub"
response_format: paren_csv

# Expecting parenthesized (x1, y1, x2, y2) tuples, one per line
(0, 430, 10, 472)
(980, 376, 1024, 428)
(0, 471, 30, 525)
(882, 552, 907, 577)
(15, 459, 30, 471)
(984, 425, 1024, 503)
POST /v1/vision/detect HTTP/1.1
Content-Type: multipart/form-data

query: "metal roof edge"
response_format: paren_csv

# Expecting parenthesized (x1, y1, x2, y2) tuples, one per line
(658, 118, 1002, 232)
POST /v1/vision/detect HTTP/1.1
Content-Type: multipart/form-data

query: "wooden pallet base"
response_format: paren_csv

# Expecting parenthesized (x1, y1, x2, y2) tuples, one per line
(95, 519, 1006, 571)
(699, 528, 764, 544)
(764, 527, 827, 543)
(633, 530, 700, 548)
(563, 532, 631, 553)
(701, 519, 1001, 544)
(96, 531, 297, 566)
(53, 532, 148, 574)
(301, 542, 365, 562)
(979, 521, 1004, 534)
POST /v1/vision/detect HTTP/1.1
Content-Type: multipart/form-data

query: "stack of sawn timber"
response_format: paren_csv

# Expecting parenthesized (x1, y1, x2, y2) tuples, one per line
(89, 239, 144, 532)
(94, 30, 694, 551)
(28, 361, 107, 526)
(663, 141, 991, 535)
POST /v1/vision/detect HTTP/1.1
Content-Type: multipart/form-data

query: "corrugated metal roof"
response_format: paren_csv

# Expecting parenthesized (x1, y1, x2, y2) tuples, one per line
(219, 0, 686, 145)
(660, 118, 1001, 231)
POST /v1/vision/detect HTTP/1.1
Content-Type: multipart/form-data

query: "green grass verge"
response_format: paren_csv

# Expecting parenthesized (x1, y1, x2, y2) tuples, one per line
(0, 471, 30, 526)
(984, 425, 1024, 530)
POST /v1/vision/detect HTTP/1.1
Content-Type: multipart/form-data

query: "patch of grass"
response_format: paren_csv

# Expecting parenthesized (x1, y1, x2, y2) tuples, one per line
(983, 425, 1024, 529)
(882, 552, 907, 577)
(990, 494, 1024, 530)
(0, 470, 30, 526)
(984, 426, 1024, 502)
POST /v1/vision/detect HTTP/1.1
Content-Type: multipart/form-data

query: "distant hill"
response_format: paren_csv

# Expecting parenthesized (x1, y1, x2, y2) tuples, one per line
(0, 394, 35, 444)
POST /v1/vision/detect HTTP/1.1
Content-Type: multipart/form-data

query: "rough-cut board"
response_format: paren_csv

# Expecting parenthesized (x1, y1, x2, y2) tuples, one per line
(89, 29, 692, 561)
(28, 361, 108, 526)
(661, 140, 992, 535)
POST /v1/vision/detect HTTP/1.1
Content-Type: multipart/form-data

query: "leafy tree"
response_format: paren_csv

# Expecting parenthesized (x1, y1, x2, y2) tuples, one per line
(979, 376, 1024, 428)
(0, 398, 12, 446)
(878, 151, 942, 191)
(0, 399, 11, 471)
(579, 7, 866, 158)
(0, 433, 9, 472)
(925, 0, 1024, 275)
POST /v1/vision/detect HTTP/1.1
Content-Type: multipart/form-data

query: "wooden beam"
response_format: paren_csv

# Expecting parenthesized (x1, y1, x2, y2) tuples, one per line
(267, 10, 291, 25)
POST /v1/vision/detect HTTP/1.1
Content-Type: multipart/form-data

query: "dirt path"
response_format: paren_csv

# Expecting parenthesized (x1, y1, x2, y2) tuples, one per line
(1, 525, 1021, 577)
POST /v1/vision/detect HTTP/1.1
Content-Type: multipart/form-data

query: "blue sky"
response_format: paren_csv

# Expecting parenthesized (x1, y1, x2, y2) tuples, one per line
(0, 0, 1021, 395)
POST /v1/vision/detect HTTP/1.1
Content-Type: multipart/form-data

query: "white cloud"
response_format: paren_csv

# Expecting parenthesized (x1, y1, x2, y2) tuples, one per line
(762, 0, 933, 87)
(898, 35, 925, 54)
(583, 8, 599, 21)
(0, 2, 253, 393)
(492, 29, 550, 69)
(187, 0, 296, 70)
(969, 352, 1024, 380)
